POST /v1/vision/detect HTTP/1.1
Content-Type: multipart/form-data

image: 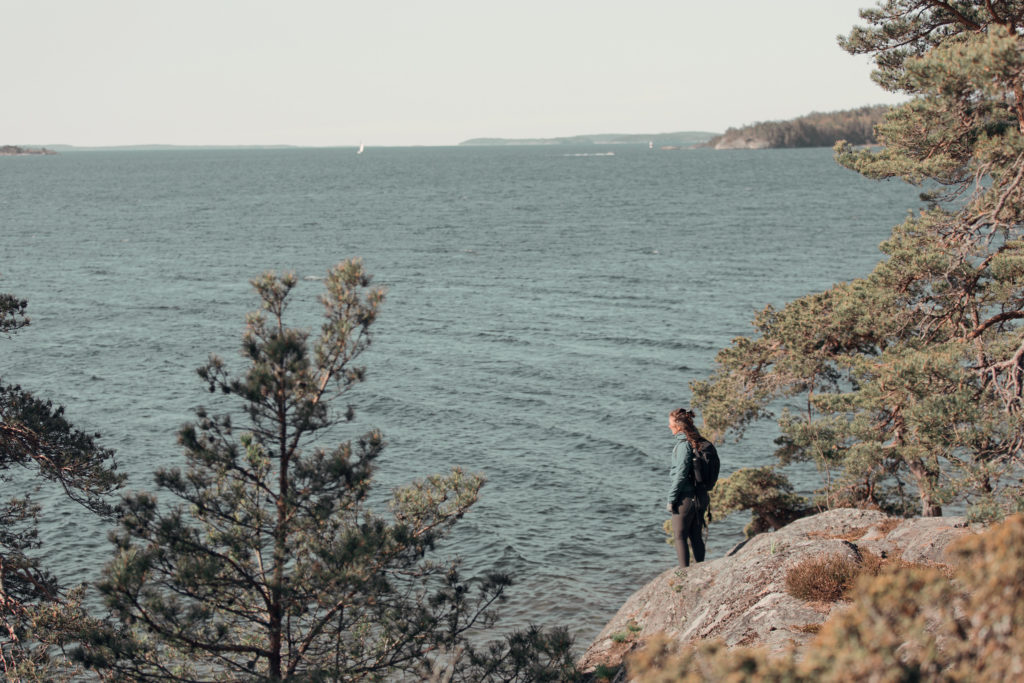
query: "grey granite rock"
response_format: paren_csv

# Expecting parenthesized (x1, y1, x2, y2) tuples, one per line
(577, 508, 981, 676)
(712, 136, 772, 150)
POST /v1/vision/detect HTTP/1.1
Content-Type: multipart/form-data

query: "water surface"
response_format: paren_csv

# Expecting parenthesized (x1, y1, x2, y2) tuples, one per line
(1, 146, 920, 643)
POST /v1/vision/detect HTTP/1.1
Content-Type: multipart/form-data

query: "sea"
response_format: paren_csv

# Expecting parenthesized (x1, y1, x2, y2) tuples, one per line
(1, 145, 922, 649)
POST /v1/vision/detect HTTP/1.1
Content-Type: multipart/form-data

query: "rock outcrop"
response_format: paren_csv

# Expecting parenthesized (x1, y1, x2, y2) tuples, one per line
(710, 136, 772, 150)
(578, 508, 979, 676)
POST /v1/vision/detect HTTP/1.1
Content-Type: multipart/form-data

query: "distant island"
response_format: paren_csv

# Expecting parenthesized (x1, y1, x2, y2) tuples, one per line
(701, 105, 890, 150)
(0, 145, 56, 156)
(458, 131, 718, 147)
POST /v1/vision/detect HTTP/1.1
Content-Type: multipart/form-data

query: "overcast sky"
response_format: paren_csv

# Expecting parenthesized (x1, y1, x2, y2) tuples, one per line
(3, 0, 904, 147)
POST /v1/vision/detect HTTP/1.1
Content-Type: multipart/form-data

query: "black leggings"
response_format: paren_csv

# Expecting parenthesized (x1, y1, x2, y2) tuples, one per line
(672, 494, 708, 567)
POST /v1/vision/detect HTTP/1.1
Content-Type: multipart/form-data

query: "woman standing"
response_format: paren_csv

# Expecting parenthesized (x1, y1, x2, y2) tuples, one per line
(667, 408, 712, 568)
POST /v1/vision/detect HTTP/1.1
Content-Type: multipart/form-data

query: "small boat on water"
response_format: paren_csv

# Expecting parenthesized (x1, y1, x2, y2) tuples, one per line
(357, 142, 364, 155)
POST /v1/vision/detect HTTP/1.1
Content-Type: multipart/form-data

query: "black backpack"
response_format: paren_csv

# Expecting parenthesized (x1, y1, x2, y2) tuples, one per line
(692, 440, 720, 491)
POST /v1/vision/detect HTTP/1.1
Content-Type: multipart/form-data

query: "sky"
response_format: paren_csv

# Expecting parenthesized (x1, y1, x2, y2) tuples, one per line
(2, 0, 906, 147)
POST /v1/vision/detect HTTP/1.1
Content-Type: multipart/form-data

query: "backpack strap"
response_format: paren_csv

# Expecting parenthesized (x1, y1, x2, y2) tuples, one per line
(691, 441, 707, 491)
(694, 441, 713, 524)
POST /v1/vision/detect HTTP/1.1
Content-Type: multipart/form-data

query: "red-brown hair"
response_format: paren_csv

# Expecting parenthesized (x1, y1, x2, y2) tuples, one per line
(669, 407, 704, 449)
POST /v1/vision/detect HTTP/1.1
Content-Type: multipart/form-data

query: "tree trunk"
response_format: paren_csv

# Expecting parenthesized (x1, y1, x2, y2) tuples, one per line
(908, 457, 942, 517)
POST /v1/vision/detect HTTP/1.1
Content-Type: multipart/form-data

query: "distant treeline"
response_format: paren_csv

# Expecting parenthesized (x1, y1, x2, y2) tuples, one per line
(0, 145, 55, 155)
(702, 105, 890, 149)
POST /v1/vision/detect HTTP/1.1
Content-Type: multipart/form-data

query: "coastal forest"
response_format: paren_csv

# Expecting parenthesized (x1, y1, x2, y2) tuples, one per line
(701, 105, 889, 149)
(3, 0, 1024, 680)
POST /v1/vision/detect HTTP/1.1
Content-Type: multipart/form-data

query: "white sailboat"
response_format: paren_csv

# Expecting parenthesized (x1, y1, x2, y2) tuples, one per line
(357, 142, 364, 155)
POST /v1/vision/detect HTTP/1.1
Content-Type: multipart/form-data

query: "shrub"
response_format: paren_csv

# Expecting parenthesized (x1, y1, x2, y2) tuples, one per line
(593, 663, 621, 682)
(711, 467, 812, 537)
(784, 553, 860, 602)
(786, 552, 860, 602)
(785, 547, 954, 606)
(610, 621, 642, 645)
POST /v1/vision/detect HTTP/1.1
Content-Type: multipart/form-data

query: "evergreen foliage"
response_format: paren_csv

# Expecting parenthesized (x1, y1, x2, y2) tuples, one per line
(692, 2, 1024, 522)
(0, 292, 124, 680)
(709, 467, 812, 537)
(77, 260, 577, 681)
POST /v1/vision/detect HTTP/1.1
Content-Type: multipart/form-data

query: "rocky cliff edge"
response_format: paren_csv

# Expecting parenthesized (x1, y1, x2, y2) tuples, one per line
(578, 508, 979, 675)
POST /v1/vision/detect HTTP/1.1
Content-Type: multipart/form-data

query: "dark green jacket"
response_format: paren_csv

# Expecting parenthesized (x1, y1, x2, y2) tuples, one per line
(667, 433, 696, 506)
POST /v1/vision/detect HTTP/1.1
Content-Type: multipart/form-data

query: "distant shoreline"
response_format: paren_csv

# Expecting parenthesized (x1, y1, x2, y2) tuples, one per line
(0, 145, 56, 156)
(459, 132, 718, 147)
(36, 144, 301, 152)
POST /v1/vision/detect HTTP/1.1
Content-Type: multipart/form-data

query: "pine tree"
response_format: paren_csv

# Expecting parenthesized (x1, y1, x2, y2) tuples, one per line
(837, 2, 1024, 516)
(80, 261, 577, 681)
(692, 2, 1024, 521)
(0, 292, 124, 679)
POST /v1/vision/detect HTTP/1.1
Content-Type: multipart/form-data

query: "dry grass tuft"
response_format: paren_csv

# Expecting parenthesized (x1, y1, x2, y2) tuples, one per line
(856, 549, 954, 580)
(858, 549, 886, 576)
(786, 549, 955, 605)
(784, 554, 860, 602)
